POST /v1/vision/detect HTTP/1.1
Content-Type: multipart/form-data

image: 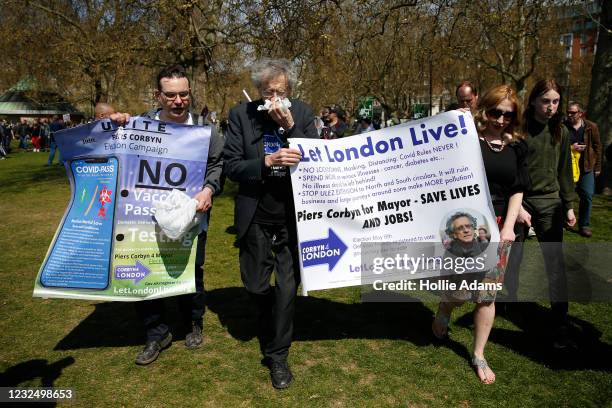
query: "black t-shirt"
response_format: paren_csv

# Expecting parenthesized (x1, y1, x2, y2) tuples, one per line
(566, 122, 585, 145)
(253, 114, 295, 225)
(253, 174, 294, 224)
(479, 138, 530, 216)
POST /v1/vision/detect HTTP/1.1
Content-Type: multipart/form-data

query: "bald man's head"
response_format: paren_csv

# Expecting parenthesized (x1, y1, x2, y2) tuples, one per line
(95, 103, 116, 119)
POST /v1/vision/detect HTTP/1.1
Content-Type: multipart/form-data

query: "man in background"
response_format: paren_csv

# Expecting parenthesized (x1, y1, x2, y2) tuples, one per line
(456, 81, 479, 112)
(47, 116, 65, 166)
(565, 101, 602, 237)
(94, 102, 116, 120)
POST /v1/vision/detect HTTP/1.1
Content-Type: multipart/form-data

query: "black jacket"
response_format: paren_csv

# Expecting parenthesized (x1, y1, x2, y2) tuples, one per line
(223, 99, 318, 239)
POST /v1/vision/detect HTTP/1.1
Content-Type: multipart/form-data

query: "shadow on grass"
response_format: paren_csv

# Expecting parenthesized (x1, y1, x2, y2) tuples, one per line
(54, 302, 142, 350)
(207, 287, 441, 347)
(51, 287, 611, 372)
(0, 161, 67, 194)
(454, 302, 612, 372)
(53, 288, 439, 351)
(0, 356, 75, 386)
(0, 357, 75, 407)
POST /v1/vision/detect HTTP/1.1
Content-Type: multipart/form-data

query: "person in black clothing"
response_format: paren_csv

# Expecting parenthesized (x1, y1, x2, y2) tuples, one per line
(223, 58, 318, 389)
(327, 105, 348, 138)
(433, 85, 528, 384)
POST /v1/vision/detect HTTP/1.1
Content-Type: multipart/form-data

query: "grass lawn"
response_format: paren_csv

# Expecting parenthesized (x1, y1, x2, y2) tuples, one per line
(1, 147, 611, 407)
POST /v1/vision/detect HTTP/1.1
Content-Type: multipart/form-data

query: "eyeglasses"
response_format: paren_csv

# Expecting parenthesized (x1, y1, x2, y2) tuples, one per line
(454, 224, 474, 232)
(261, 89, 287, 98)
(486, 109, 516, 120)
(160, 90, 190, 100)
(566, 110, 580, 116)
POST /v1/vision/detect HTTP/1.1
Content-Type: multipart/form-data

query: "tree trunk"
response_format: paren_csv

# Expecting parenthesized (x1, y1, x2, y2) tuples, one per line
(94, 78, 102, 105)
(588, 1, 611, 191)
(588, 2, 611, 146)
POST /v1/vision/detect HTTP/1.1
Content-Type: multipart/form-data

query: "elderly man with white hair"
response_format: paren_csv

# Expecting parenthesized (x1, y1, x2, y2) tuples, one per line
(224, 58, 318, 389)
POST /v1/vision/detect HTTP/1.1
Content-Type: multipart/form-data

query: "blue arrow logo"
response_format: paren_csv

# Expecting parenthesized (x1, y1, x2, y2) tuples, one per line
(114, 260, 151, 283)
(300, 228, 348, 271)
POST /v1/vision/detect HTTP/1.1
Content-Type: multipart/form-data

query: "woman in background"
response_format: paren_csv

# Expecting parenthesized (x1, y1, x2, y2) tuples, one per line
(515, 79, 577, 349)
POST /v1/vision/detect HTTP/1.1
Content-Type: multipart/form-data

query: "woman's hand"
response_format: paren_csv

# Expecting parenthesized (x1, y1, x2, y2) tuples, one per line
(516, 206, 531, 227)
(566, 209, 576, 227)
(499, 226, 516, 243)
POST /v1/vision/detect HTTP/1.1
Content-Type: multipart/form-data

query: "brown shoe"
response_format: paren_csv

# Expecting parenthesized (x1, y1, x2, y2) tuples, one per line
(579, 227, 592, 238)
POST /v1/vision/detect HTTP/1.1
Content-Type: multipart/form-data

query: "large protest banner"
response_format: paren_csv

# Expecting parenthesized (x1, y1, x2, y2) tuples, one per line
(33, 118, 210, 301)
(289, 111, 499, 295)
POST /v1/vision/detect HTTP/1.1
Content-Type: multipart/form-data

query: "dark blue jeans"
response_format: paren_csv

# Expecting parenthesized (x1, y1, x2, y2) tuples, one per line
(47, 142, 63, 165)
(576, 171, 595, 228)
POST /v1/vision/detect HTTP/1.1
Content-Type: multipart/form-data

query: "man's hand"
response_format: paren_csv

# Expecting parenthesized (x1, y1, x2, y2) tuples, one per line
(109, 112, 131, 126)
(194, 186, 214, 212)
(265, 148, 302, 167)
(517, 205, 532, 227)
(566, 209, 576, 227)
(571, 142, 586, 152)
(268, 100, 295, 130)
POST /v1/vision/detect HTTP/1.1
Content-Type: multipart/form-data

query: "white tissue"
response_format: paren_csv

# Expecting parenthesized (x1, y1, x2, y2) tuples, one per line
(257, 97, 292, 111)
(153, 189, 201, 240)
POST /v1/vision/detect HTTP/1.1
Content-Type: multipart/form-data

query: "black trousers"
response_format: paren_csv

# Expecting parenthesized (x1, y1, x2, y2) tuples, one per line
(136, 230, 207, 342)
(239, 223, 300, 363)
(503, 221, 527, 301)
(506, 198, 569, 324)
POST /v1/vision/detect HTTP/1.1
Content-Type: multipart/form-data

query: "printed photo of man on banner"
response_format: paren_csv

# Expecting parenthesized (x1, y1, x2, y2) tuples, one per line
(289, 110, 500, 295)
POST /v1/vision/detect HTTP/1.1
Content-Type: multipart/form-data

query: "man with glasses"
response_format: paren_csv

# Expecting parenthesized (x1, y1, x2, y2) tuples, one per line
(564, 101, 602, 237)
(224, 58, 318, 389)
(445, 212, 486, 257)
(129, 64, 223, 365)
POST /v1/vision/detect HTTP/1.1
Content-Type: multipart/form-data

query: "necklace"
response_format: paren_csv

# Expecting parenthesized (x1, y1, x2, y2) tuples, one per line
(480, 136, 505, 152)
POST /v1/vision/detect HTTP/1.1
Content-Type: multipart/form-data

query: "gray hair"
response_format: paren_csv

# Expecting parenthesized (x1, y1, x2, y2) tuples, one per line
(567, 101, 584, 112)
(250, 58, 298, 93)
(445, 212, 477, 236)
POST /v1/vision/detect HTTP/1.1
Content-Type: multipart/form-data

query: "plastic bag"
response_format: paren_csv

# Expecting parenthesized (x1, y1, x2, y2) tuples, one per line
(571, 150, 581, 183)
(153, 189, 201, 239)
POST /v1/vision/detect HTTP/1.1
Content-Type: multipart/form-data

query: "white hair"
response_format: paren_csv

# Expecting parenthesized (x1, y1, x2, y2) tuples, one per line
(250, 58, 297, 92)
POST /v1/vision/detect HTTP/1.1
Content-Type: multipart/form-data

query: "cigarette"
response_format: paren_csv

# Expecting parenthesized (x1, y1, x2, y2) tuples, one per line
(242, 89, 252, 102)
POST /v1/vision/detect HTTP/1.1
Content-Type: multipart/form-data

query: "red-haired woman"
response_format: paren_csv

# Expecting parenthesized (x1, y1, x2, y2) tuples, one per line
(433, 85, 529, 384)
